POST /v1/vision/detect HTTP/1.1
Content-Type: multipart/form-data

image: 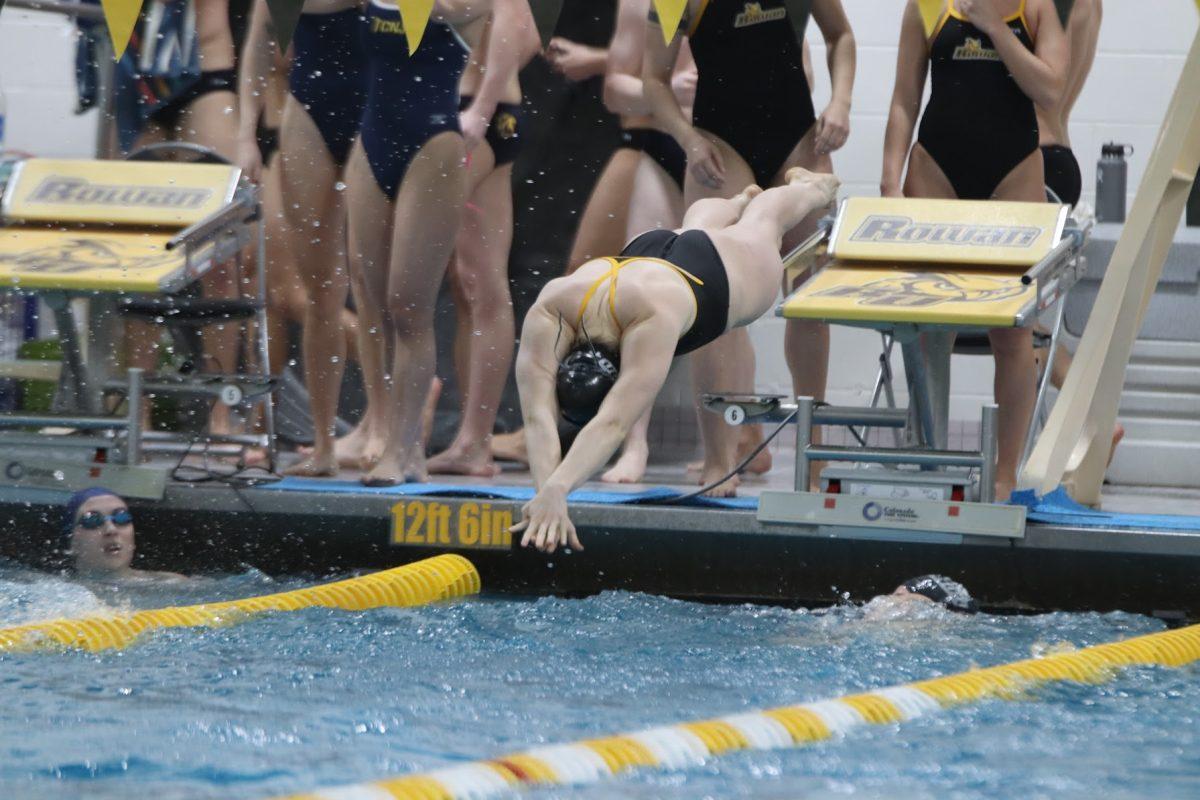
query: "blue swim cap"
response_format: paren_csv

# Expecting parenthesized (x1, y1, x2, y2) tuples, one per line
(61, 487, 122, 538)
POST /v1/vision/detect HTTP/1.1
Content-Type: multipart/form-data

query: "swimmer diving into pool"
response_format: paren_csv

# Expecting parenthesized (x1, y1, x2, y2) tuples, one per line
(513, 168, 839, 553)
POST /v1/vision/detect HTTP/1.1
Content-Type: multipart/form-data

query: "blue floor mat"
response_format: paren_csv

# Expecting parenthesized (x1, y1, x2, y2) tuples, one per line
(1011, 487, 1200, 532)
(260, 477, 760, 510)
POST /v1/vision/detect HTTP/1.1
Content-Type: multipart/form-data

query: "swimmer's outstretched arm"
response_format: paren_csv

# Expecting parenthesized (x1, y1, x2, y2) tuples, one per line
(515, 305, 569, 490)
(514, 317, 677, 553)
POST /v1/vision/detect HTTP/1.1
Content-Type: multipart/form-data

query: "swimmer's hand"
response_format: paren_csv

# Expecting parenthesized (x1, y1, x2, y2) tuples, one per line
(685, 131, 725, 189)
(956, 0, 1004, 37)
(671, 67, 698, 108)
(511, 485, 583, 554)
(814, 99, 850, 156)
(459, 107, 489, 153)
(545, 37, 607, 83)
(235, 134, 264, 184)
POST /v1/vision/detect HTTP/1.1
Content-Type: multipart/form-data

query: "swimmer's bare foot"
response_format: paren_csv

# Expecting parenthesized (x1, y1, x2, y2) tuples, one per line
(332, 419, 373, 469)
(785, 167, 840, 205)
(602, 441, 649, 484)
(1107, 423, 1125, 468)
(284, 449, 338, 477)
(699, 462, 740, 498)
(428, 439, 500, 477)
(687, 432, 771, 475)
(491, 429, 528, 463)
(738, 426, 772, 475)
(242, 446, 271, 470)
(362, 446, 412, 487)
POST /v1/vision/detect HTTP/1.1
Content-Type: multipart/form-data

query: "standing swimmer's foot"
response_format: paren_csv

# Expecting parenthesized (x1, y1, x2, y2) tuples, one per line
(329, 419, 375, 470)
(601, 441, 650, 484)
(428, 439, 501, 477)
(284, 450, 339, 478)
(362, 442, 425, 487)
(699, 460, 740, 498)
(687, 431, 771, 476)
(491, 429, 528, 464)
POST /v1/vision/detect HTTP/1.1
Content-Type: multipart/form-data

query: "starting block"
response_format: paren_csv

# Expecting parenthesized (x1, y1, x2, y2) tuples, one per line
(706, 197, 1088, 540)
(0, 154, 275, 472)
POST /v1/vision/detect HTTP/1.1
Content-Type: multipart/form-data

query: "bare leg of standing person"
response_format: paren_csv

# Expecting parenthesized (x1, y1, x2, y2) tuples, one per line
(177, 89, 243, 435)
(432, 147, 516, 476)
(679, 183, 762, 497)
(775, 130, 836, 487)
(342, 142, 395, 472)
(277, 95, 356, 477)
(363, 131, 468, 486)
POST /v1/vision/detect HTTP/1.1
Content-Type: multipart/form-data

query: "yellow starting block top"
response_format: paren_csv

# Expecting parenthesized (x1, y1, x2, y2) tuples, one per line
(829, 197, 1067, 268)
(0, 228, 204, 292)
(1, 158, 240, 228)
(780, 266, 1036, 328)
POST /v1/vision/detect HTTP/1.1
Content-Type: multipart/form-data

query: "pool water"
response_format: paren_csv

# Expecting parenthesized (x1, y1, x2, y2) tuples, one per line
(1, 563, 1198, 799)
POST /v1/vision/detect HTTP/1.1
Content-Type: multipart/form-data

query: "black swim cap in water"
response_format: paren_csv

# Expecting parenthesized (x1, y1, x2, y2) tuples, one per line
(556, 344, 619, 426)
(904, 575, 979, 614)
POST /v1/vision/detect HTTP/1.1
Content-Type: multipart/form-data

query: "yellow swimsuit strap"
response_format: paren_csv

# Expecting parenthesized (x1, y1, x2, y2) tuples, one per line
(575, 256, 705, 331)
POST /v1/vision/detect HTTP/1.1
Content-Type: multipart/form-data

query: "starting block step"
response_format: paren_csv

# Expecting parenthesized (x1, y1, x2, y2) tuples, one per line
(779, 266, 1036, 328)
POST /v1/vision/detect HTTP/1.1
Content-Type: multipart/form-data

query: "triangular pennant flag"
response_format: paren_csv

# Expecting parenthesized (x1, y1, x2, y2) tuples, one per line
(264, 0, 306, 53)
(398, 0, 435, 56)
(101, 0, 145, 60)
(529, 0, 564, 48)
(653, 0, 688, 44)
(917, 0, 944, 38)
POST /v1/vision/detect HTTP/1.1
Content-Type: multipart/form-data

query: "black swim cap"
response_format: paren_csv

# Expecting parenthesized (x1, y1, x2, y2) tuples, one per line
(556, 344, 619, 426)
(903, 575, 979, 614)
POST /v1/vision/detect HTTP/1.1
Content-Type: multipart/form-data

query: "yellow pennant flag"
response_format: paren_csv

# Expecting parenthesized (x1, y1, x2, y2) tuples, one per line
(101, 0, 145, 60)
(398, 0, 435, 55)
(917, 0, 945, 38)
(653, 0, 689, 44)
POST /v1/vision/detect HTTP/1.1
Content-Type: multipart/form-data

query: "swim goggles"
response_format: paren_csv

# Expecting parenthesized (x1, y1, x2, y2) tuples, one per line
(76, 509, 133, 530)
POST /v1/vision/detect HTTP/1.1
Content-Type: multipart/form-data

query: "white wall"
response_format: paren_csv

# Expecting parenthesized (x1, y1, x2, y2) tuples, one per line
(0, 9, 98, 156)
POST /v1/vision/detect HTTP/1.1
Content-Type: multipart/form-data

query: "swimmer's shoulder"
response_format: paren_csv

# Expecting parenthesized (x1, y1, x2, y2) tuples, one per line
(134, 569, 192, 582)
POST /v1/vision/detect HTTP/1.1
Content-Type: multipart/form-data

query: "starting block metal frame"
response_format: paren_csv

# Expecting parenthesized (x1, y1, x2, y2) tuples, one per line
(704, 196, 1089, 540)
(0, 155, 276, 471)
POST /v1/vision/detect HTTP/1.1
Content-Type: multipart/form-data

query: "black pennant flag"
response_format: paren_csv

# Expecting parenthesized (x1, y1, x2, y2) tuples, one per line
(264, 0, 306, 54)
(786, 0, 813, 48)
(529, 0, 564, 48)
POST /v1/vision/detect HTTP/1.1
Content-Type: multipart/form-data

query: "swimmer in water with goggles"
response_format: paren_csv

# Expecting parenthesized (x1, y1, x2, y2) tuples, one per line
(513, 168, 839, 553)
(61, 488, 187, 581)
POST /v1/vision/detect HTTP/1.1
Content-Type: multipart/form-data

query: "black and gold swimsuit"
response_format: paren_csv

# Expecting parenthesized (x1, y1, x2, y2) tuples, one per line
(577, 229, 731, 357)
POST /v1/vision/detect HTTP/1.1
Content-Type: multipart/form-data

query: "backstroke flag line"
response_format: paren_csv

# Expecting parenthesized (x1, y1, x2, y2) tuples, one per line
(653, 0, 688, 43)
(100, 0, 143, 59)
(264, 0, 305, 53)
(398, 0, 436, 55)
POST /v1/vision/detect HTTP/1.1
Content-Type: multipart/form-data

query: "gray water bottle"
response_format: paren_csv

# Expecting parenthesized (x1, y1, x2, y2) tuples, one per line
(1096, 143, 1133, 223)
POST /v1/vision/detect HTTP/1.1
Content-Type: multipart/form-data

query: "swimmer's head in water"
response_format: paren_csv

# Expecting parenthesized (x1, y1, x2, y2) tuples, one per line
(61, 487, 135, 575)
(556, 342, 620, 427)
(897, 574, 978, 614)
